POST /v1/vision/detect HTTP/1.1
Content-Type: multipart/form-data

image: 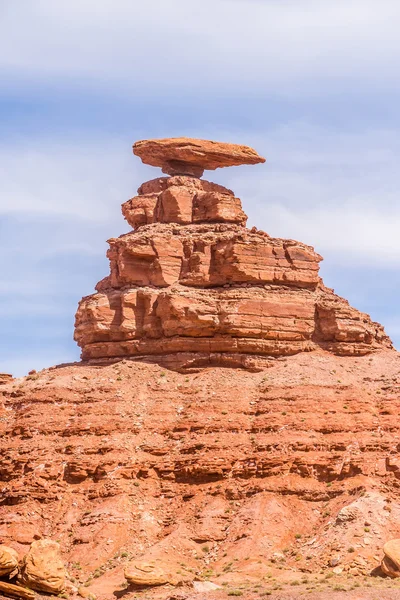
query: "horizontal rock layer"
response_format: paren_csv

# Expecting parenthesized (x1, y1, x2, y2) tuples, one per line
(133, 137, 266, 176)
(100, 224, 321, 290)
(122, 176, 246, 228)
(75, 284, 391, 363)
(1, 352, 400, 582)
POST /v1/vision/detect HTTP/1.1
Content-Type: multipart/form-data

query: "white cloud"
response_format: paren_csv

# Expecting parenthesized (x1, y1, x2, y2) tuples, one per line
(0, 137, 143, 222)
(1, 0, 400, 96)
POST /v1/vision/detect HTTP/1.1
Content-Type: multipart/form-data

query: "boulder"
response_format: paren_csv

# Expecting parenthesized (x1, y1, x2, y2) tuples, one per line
(0, 545, 19, 577)
(381, 539, 400, 577)
(20, 540, 65, 594)
(0, 581, 35, 600)
(124, 561, 170, 586)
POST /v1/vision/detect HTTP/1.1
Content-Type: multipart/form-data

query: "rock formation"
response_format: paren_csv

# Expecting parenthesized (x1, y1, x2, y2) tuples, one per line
(133, 137, 266, 177)
(74, 137, 391, 370)
(0, 581, 34, 600)
(0, 138, 399, 598)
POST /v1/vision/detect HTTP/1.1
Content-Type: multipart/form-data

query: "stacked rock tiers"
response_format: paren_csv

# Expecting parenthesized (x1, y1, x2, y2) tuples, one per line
(74, 138, 391, 369)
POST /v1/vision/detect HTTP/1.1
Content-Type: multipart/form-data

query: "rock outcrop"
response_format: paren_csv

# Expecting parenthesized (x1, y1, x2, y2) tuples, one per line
(124, 561, 172, 587)
(0, 581, 34, 600)
(74, 138, 391, 369)
(0, 138, 398, 597)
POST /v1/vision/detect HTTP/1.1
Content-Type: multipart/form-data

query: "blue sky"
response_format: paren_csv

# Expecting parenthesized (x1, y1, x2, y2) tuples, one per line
(2, 0, 400, 375)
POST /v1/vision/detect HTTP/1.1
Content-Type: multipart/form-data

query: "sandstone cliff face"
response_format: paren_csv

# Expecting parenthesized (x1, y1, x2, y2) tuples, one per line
(74, 170, 391, 368)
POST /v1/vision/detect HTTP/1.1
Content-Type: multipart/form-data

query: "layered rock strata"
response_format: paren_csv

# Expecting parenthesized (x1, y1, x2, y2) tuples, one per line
(74, 140, 391, 368)
(133, 137, 266, 177)
(1, 352, 400, 589)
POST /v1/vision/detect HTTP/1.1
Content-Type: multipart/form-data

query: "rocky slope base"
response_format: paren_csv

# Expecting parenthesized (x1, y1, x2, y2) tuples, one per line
(1, 349, 400, 598)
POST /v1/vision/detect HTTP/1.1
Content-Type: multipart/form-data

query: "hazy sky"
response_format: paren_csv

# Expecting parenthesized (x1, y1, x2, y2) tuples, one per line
(2, 0, 400, 375)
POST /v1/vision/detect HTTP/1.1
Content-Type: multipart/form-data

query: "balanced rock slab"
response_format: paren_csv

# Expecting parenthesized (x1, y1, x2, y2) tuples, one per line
(0, 581, 35, 600)
(133, 137, 266, 176)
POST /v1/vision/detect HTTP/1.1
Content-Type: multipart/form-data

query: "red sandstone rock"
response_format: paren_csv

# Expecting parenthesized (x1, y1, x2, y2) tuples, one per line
(75, 199, 390, 364)
(78, 140, 392, 368)
(75, 283, 390, 365)
(20, 539, 65, 594)
(0, 581, 35, 600)
(0, 374, 13, 385)
(0, 545, 19, 577)
(133, 137, 266, 176)
(122, 176, 245, 229)
(381, 539, 400, 577)
(1, 140, 398, 598)
(1, 352, 400, 594)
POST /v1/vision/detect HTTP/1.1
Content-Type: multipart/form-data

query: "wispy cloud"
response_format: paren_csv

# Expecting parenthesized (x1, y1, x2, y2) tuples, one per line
(2, 0, 400, 97)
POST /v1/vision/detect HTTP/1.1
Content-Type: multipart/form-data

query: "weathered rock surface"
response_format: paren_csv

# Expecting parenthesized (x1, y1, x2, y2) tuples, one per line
(75, 156, 391, 366)
(0, 374, 13, 385)
(133, 138, 266, 176)
(75, 283, 390, 365)
(381, 539, 400, 577)
(20, 540, 65, 594)
(0, 545, 19, 576)
(1, 352, 400, 589)
(124, 561, 171, 586)
(1, 139, 398, 596)
(0, 581, 35, 600)
(122, 178, 247, 228)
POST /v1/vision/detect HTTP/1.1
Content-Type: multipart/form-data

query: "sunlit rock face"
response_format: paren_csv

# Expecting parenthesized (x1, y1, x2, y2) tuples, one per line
(74, 138, 391, 369)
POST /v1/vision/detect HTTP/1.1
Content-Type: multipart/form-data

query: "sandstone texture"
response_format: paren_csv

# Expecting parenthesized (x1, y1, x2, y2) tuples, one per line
(20, 539, 65, 593)
(133, 137, 266, 176)
(1, 353, 400, 597)
(0, 581, 35, 600)
(124, 561, 172, 586)
(75, 151, 391, 368)
(0, 545, 18, 577)
(381, 539, 400, 577)
(1, 139, 399, 600)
